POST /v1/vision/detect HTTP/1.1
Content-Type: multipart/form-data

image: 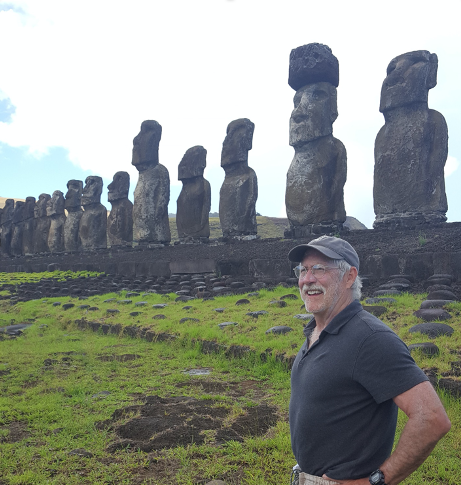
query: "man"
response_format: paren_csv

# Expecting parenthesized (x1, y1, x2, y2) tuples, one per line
(288, 235, 451, 485)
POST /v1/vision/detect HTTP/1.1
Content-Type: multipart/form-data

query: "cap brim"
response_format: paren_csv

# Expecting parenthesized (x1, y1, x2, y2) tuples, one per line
(288, 244, 342, 263)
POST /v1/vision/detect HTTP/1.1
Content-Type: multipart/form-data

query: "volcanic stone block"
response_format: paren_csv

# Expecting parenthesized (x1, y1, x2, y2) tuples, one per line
(47, 190, 66, 253)
(413, 308, 451, 321)
(219, 118, 258, 237)
(176, 146, 211, 240)
(22, 197, 36, 255)
(64, 180, 83, 252)
(285, 43, 346, 237)
(132, 120, 171, 244)
(409, 322, 454, 338)
(79, 176, 107, 250)
(33, 194, 51, 254)
(107, 171, 133, 247)
(408, 342, 439, 356)
(10, 200, 25, 256)
(374, 51, 448, 229)
(288, 43, 339, 91)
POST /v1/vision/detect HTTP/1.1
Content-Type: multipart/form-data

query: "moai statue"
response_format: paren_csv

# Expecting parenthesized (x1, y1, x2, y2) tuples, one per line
(22, 197, 36, 255)
(219, 118, 258, 238)
(373, 51, 448, 229)
(47, 190, 66, 253)
(1, 199, 14, 256)
(107, 171, 133, 247)
(79, 176, 107, 250)
(132, 120, 171, 244)
(285, 43, 347, 237)
(10, 201, 25, 256)
(176, 146, 211, 242)
(33, 194, 51, 253)
(64, 180, 83, 252)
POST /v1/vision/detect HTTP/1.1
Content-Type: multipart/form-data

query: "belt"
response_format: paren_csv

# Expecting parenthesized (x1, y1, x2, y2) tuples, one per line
(299, 472, 339, 485)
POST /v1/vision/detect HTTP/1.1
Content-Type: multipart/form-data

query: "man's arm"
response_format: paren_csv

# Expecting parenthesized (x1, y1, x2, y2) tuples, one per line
(323, 381, 451, 485)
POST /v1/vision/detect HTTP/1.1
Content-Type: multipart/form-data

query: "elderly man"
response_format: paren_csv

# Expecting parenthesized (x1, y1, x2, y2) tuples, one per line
(288, 236, 450, 485)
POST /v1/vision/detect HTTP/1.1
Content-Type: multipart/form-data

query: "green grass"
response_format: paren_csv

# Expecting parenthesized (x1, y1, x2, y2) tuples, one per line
(1, 279, 460, 484)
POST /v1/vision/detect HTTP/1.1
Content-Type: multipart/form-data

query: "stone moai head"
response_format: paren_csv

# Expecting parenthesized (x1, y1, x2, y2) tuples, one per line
(24, 197, 36, 219)
(288, 43, 339, 147)
(379, 50, 438, 112)
(108, 171, 130, 202)
(2, 199, 14, 223)
(34, 194, 51, 218)
(132, 120, 162, 171)
(46, 190, 65, 216)
(82, 176, 103, 206)
(221, 118, 255, 167)
(178, 146, 207, 181)
(12, 201, 25, 224)
(65, 180, 83, 210)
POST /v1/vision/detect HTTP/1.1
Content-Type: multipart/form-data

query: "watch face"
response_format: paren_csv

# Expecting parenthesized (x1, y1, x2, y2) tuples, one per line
(371, 472, 380, 481)
(369, 470, 384, 484)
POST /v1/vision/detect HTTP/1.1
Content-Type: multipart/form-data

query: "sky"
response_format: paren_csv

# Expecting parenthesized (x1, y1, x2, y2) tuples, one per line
(1, 0, 461, 229)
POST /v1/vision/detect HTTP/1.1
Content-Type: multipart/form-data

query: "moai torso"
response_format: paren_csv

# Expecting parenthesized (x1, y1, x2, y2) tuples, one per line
(373, 51, 448, 228)
(285, 44, 346, 237)
(132, 120, 171, 244)
(79, 176, 107, 250)
(22, 197, 36, 255)
(1, 199, 14, 256)
(218, 118, 258, 238)
(47, 190, 66, 253)
(33, 194, 51, 253)
(107, 171, 133, 247)
(11, 201, 25, 256)
(176, 146, 211, 240)
(64, 180, 83, 252)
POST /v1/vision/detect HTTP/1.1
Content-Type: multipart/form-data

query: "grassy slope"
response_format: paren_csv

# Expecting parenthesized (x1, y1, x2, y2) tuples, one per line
(0, 275, 460, 484)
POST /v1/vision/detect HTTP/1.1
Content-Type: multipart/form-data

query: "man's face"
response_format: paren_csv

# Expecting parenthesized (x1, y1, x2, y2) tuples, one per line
(298, 251, 347, 316)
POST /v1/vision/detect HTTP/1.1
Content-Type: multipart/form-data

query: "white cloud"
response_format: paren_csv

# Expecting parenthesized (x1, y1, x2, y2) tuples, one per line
(445, 155, 459, 177)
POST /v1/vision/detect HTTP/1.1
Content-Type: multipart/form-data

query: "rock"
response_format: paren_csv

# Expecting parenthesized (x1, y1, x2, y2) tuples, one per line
(79, 176, 107, 250)
(378, 282, 409, 291)
(78, 305, 90, 309)
(235, 299, 250, 305)
(427, 274, 454, 282)
(219, 118, 258, 237)
(64, 179, 83, 252)
(152, 304, 167, 309)
(129, 312, 142, 317)
(118, 300, 132, 305)
(153, 314, 166, 320)
(92, 391, 111, 399)
(373, 290, 401, 296)
(408, 342, 439, 356)
(33, 194, 51, 254)
(246, 311, 269, 318)
(265, 326, 293, 335)
(409, 323, 454, 338)
(373, 51, 448, 229)
(176, 146, 211, 241)
(365, 297, 397, 304)
(22, 196, 36, 255)
(214, 308, 226, 313)
(423, 278, 452, 289)
(343, 216, 367, 230)
(420, 300, 454, 309)
(132, 120, 171, 244)
(286, 43, 345, 237)
(175, 296, 194, 302)
(427, 290, 456, 301)
(10, 200, 25, 256)
(62, 303, 75, 310)
(413, 309, 451, 321)
(280, 294, 298, 300)
(107, 171, 133, 247)
(52, 302, 61, 306)
(362, 305, 387, 317)
(180, 317, 200, 323)
(107, 309, 120, 314)
(270, 300, 287, 308)
(135, 302, 148, 307)
(247, 292, 260, 297)
(218, 322, 238, 329)
(182, 306, 193, 310)
(294, 314, 313, 320)
(88, 307, 99, 311)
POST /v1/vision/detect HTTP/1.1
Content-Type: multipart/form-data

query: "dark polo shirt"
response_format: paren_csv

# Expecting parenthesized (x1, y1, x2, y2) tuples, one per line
(289, 300, 428, 480)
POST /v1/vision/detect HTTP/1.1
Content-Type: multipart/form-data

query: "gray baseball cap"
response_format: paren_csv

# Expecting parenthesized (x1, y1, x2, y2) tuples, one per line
(288, 235, 360, 271)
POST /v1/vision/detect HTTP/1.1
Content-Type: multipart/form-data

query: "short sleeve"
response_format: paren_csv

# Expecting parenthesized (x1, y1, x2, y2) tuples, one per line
(352, 330, 428, 404)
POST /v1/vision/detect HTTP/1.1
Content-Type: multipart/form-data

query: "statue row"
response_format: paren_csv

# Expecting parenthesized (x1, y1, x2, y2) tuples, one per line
(285, 43, 448, 235)
(0, 118, 258, 256)
(0, 43, 449, 254)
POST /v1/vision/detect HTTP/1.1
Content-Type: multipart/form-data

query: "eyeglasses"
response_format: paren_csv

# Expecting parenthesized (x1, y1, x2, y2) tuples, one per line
(293, 264, 338, 279)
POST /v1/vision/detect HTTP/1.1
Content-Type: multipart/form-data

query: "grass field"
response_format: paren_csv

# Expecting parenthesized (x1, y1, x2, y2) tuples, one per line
(0, 273, 460, 484)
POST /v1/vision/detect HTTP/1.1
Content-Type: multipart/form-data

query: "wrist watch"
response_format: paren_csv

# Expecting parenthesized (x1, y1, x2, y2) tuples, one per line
(369, 469, 387, 485)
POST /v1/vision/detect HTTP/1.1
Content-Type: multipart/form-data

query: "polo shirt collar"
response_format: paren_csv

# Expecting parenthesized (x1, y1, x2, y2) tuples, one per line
(302, 300, 363, 338)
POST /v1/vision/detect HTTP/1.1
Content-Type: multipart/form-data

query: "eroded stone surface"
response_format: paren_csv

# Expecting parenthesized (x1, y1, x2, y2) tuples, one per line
(79, 176, 107, 250)
(64, 180, 83, 252)
(107, 171, 133, 247)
